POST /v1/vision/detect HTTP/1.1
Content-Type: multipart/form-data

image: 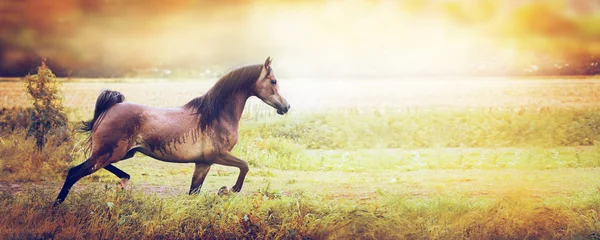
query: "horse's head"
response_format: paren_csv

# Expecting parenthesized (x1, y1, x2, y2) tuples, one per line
(253, 57, 291, 115)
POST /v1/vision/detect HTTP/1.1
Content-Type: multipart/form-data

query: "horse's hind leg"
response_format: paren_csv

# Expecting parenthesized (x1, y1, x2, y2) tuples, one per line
(55, 143, 130, 205)
(105, 148, 137, 188)
(104, 164, 130, 179)
(104, 164, 130, 189)
(54, 157, 103, 205)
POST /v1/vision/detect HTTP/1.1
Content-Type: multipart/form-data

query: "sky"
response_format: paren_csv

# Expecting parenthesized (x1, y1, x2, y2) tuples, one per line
(0, 0, 599, 77)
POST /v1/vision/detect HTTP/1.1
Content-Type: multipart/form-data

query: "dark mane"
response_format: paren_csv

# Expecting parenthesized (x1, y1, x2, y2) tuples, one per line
(184, 64, 262, 130)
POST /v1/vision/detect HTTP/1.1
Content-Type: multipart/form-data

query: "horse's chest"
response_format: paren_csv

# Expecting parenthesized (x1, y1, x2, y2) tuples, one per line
(223, 134, 238, 151)
(216, 124, 239, 151)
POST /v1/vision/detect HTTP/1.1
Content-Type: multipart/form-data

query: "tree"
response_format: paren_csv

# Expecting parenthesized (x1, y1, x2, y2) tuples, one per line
(25, 60, 69, 150)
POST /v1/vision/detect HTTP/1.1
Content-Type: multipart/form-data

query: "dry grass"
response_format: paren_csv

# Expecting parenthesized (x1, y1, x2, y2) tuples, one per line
(0, 186, 599, 239)
(0, 129, 84, 182)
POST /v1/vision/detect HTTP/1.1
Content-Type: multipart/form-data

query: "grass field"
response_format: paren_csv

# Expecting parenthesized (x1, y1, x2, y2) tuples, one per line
(2, 77, 600, 239)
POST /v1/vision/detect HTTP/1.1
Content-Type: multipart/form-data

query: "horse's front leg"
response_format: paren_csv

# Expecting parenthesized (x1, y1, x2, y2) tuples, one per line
(213, 152, 249, 192)
(189, 163, 211, 194)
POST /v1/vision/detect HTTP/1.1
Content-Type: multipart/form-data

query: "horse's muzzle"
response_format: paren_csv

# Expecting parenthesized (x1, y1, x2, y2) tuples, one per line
(277, 103, 291, 115)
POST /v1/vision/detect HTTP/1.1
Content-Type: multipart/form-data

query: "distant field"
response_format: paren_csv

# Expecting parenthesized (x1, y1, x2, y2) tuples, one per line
(2, 77, 600, 112)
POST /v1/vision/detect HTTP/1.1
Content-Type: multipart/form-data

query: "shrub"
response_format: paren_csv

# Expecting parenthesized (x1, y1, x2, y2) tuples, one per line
(24, 60, 69, 150)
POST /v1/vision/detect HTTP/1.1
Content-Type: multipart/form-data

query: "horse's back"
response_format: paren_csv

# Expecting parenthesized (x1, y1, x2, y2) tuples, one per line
(94, 102, 193, 134)
(91, 103, 211, 163)
(95, 102, 145, 132)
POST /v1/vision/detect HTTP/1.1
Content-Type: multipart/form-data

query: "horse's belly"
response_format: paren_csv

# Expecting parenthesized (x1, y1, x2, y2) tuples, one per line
(138, 140, 210, 163)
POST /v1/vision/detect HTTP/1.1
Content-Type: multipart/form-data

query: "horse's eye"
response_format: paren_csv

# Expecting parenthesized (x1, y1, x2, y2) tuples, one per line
(270, 79, 277, 85)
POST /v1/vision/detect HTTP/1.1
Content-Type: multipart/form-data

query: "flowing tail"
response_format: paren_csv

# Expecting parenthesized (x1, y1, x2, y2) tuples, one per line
(80, 89, 125, 133)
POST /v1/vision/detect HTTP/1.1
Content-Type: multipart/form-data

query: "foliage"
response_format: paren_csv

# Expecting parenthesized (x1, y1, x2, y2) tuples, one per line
(24, 61, 69, 150)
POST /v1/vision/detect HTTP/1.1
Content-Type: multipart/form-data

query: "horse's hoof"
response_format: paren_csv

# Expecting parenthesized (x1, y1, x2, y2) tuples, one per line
(117, 178, 130, 190)
(218, 186, 231, 196)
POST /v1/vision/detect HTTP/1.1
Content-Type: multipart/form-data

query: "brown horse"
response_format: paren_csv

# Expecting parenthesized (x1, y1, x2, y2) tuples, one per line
(55, 57, 290, 205)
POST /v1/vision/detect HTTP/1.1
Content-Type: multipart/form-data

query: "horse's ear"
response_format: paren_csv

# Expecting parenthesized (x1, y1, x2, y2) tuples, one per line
(264, 57, 272, 68)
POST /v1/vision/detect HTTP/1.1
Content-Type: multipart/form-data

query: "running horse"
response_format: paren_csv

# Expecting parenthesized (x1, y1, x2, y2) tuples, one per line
(55, 57, 290, 205)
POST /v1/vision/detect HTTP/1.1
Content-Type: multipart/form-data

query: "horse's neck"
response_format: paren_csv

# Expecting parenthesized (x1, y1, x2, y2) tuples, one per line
(221, 91, 250, 125)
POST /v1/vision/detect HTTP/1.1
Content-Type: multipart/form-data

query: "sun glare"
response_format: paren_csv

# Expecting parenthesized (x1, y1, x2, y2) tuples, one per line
(254, 1, 493, 77)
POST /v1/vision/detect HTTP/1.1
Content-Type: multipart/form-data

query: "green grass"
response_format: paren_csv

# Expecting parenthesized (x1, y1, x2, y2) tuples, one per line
(230, 107, 600, 171)
(240, 107, 600, 150)
(84, 159, 600, 199)
(4, 123, 600, 238)
(3, 78, 600, 238)
(233, 136, 600, 172)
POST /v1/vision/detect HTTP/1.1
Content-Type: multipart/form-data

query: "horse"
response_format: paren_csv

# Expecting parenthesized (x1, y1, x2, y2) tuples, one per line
(54, 57, 290, 205)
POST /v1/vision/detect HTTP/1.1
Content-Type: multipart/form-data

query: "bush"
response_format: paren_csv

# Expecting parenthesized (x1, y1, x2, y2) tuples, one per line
(24, 61, 69, 150)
